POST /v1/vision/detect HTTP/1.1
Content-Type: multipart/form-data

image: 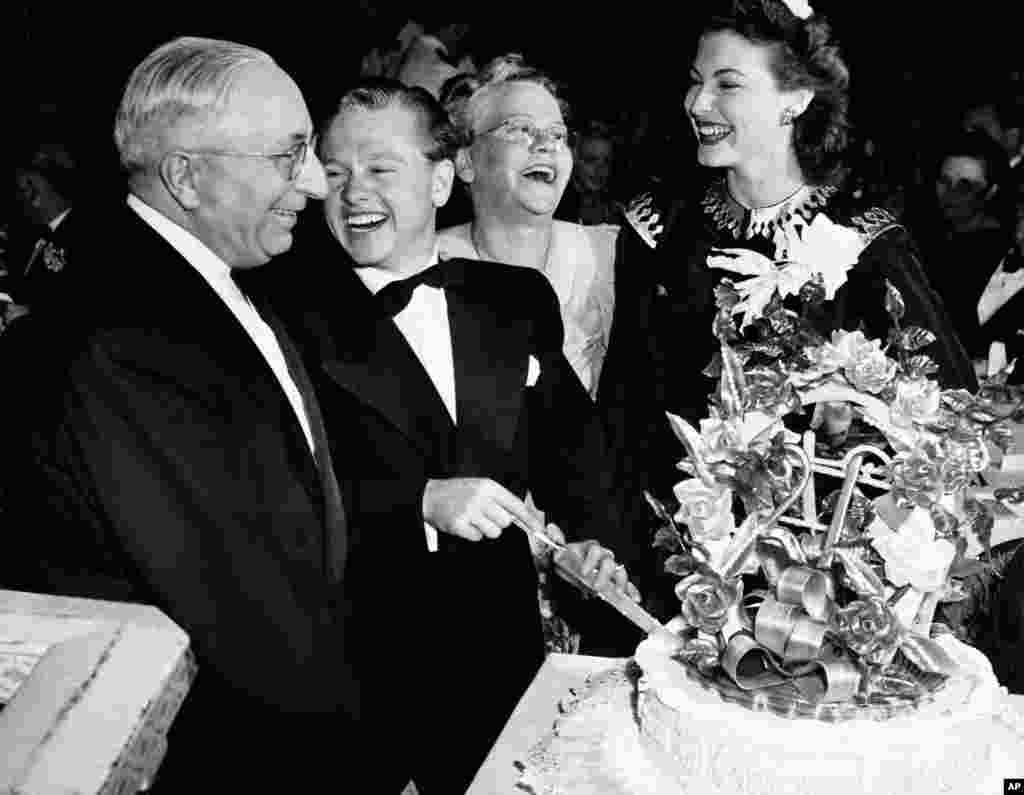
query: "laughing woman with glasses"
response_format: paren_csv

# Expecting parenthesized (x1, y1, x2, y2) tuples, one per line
(439, 55, 652, 658)
(438, 54, 617, 403)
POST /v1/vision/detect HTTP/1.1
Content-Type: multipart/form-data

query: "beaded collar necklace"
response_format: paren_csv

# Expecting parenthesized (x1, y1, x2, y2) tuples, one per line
(702, 178, 836, 240)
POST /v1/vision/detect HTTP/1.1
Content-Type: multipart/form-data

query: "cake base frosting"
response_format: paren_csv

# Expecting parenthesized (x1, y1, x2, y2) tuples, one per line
(635, 634, 1023, 794)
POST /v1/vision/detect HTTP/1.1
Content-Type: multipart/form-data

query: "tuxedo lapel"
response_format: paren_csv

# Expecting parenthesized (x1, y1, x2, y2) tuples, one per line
(447, 278, 526, 468)
(89, 206, 337, 571)
(321, 297, 456, 470)
(240, 296, 324, 507)
(316, 261, 526, 472)
(259, 305, 348, 582)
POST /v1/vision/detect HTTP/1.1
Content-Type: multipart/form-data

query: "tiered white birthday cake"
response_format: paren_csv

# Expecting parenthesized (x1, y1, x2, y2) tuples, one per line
(633, 633, 1022, 795)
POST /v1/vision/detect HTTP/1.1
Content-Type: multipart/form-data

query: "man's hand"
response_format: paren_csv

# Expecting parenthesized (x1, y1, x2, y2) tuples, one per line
(552, 533, 642, 603)
(422, 477, 546, 542)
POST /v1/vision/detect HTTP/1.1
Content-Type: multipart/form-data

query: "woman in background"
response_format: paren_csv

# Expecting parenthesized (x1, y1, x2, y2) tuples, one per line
(556, 119, 623, 225)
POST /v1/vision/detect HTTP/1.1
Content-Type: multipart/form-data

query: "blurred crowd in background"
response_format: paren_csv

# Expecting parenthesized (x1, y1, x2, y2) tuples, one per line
(4, 9, 1024, 347)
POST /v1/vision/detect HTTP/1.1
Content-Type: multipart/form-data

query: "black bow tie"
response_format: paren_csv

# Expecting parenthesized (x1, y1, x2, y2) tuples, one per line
(373, 261, 463, 317)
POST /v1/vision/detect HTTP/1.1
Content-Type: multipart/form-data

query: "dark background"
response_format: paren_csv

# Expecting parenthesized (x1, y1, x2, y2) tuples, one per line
(4, 1, 1019, 186)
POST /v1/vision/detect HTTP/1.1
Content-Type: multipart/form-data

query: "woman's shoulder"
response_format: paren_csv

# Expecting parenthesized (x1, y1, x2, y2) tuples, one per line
(553, 220, 618, 270)
(622, 191, 668, 249)
(621, 175, 709, 250)
(815, 185, 905, 249)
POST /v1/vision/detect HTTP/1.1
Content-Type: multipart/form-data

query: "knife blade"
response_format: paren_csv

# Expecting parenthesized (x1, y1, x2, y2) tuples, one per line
(511, 517, 682, 648)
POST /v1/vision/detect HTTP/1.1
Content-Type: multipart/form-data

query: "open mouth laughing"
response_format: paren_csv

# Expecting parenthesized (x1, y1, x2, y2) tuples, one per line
(694, 121, 733, 146)
(344, 211, 389, 232)
(271, 209, 299, 224)
(521, 164, 558, 184)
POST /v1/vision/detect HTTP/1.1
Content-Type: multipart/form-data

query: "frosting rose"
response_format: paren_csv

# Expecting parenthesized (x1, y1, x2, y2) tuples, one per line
(891, 377, 942, 426)
(673, 479, 736, 541)
(847, 347, 898, 394)
(675, 573, 740, 634)
(871, 506, 956, 592)
(744, 366, 796, 415)
(697, 410, 786, 462)
(833, 595, 901, 663)
(891, 449, 944, 504)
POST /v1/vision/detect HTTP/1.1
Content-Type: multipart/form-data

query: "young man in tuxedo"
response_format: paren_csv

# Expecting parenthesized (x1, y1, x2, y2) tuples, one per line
(299, 79, 638, 793)
(1, 38, 385, 792)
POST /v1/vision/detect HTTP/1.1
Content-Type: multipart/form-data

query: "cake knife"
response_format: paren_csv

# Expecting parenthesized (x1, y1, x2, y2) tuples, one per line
(512, 517, 683, 649)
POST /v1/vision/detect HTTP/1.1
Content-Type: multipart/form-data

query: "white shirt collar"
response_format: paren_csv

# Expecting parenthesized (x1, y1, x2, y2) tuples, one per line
(126, 193, 240, 296)
(124, 194, 317, 454)
(49, 208, 71, 232)
(354, 246, 440, 295)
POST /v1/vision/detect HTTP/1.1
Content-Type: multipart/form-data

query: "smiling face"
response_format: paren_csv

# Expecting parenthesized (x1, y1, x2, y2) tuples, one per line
(685, 30, 804, 176)
(190, 63, 326, 270)
(935, 155, 989, 226)
(574, 135, 613, 194)
(320, 102, 453, 275)
(459, 81, 572, 220)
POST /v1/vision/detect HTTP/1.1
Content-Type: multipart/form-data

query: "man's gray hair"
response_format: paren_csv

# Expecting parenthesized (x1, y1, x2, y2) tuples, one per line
(114, 36, 275, 174)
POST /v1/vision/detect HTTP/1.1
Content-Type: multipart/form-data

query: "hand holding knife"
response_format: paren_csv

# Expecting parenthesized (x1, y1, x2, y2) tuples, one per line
(510, 513, 683, 650)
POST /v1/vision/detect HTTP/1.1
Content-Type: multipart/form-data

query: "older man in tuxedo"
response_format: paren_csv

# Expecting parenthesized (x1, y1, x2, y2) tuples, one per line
(0, 37, 386, 792)
(293, 78, 636, 793)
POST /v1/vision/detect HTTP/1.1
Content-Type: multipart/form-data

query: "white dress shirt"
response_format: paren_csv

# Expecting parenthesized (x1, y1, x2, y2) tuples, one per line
(49, 208, 71, 232)
(356, 249, 456, 551)
(978, 255, 1024, 328)
(126, 194, 315, 454)
(978, 253, 1024, 375)
(437, 220, 617, 399)
(356, 251, 457, 422)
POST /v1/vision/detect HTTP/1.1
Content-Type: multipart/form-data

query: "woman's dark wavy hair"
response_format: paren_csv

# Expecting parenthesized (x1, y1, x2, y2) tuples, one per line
(702, 0, 850, 184)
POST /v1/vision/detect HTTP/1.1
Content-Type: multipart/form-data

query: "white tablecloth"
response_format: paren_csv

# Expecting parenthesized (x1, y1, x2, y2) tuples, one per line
(468, 654, 1024, 795)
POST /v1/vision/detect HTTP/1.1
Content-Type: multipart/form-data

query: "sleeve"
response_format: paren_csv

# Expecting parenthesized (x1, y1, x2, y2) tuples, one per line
(837, 226, 979, 391)
(988, 541, 1024, 691)
(1, 331, 361, 716)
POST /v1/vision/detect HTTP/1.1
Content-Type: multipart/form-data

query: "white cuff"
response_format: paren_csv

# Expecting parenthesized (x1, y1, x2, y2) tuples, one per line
(988, 341, 1008, 376)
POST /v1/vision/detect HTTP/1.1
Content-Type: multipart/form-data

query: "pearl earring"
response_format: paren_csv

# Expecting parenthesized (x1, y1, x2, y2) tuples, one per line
(780, 108, 796, 126)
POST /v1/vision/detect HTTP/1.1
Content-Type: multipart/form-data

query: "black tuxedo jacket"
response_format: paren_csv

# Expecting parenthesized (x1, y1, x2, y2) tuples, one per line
(953, 247, 1024, 381)
(0, 201, 368, 790)
(1, 209, 78, 310)
(293, 257, 618, 792)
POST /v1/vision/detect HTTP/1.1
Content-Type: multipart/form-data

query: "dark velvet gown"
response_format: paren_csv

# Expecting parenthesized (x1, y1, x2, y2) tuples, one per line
(595, 175, 977, 621)
(628, 177, 977, 426)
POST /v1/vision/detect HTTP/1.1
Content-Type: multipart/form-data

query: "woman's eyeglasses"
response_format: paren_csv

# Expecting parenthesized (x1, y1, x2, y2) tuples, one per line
(479, 118, 571, 150)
